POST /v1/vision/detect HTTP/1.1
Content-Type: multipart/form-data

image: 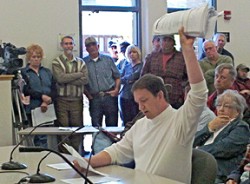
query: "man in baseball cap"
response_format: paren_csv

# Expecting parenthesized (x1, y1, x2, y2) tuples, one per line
(108, 40, 118, 62)
(83, 35, 121, 128)
(236, 64, 250, 73)
(152, 35, 161, 52)
(234, 64, 250, 117)
(141, 33, 188, 109)
(85, 36, 97, 47)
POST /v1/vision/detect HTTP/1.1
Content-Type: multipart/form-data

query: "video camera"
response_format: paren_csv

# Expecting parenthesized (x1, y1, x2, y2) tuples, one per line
(0, 43, 26, 75)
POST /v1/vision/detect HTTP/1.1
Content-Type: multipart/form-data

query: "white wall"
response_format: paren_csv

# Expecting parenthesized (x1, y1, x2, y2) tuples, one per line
(217, 0, 250, 67)
(0, 0, 79, 69)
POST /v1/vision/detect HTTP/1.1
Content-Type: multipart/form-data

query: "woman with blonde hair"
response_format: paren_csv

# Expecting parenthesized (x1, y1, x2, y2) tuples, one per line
(119, 44, 143, 126)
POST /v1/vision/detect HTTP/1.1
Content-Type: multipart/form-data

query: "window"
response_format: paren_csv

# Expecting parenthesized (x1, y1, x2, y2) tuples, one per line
(79, 0, 141, 57)
(82, 0, 136, 7)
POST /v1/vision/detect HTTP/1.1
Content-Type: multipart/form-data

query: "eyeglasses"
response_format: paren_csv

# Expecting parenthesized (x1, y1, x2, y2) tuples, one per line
(216, 103, 235, 110)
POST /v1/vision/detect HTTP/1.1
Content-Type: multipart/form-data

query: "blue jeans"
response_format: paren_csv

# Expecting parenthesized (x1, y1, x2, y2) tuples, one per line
(34, 135, 48, 148)
(119, 97, 139, 126)
(89, 95, 118, 127)
(26, 113, 48, 148)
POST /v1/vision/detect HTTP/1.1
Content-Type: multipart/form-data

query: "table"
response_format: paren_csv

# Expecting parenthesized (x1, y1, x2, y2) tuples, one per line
(0, 146, 184, 184)
(18, 126, 124, 149)
(18, 126, 124, 136)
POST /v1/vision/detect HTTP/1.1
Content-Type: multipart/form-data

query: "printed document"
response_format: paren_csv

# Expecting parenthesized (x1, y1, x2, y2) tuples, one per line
(31, 104, 56, 126)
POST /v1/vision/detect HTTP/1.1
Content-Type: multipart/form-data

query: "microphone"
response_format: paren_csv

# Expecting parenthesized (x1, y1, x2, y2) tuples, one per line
(19, 147, 93, 184)
(84, 127, 115, 184)
(19, 126, 91, 183)
(84, 129, 100, 184)
(1, 121, 53, 170)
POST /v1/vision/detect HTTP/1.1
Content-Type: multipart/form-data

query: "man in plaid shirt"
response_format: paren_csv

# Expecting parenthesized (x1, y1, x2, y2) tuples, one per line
(141, 35, 188, 109)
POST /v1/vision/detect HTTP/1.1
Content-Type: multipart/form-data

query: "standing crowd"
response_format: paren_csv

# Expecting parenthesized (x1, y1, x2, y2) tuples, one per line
(19, 28, 250, 184)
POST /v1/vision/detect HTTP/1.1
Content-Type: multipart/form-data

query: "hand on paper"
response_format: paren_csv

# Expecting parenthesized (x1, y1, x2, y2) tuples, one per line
(42, 94, 52, 104)
(73, 160, 87, 173)
(40, 102, 48, 112)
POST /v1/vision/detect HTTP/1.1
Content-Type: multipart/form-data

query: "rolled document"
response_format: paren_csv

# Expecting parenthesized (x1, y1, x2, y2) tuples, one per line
(153, 3, 221, 39)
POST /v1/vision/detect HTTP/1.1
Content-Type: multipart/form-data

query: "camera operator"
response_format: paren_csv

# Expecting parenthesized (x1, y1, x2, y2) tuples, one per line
(21, 44, 56, 148)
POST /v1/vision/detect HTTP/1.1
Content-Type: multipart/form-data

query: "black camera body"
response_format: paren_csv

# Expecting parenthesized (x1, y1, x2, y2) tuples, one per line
(0, 43, 26, 74)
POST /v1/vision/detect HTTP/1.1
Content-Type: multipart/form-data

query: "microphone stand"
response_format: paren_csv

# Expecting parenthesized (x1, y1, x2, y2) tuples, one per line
(19, 147, 93, 184)
(1, 122, 52, 170)
(84, 127, 107, 184)
(84, 130, 98, 184)
(20, 126, 90, 183)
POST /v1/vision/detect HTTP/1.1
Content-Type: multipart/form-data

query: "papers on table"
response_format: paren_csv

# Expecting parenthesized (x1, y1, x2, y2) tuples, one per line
(47, 163, 72, 170)
(31, 104, 56, 126)
(61, 176, 120, 184)
(58, 126, 99, 133)
(47, 163, 120, 183)
(63, 143, 107, 176)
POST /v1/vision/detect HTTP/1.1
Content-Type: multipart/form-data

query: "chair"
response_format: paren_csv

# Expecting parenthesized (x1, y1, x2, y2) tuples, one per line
(92, 129, 119, 155)
(191, 149, 218, 184)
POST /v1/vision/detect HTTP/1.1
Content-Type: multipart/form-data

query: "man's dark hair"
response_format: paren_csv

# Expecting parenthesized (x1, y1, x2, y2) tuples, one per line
(131, 74, 168, 101)
(120, 41, 130, 54)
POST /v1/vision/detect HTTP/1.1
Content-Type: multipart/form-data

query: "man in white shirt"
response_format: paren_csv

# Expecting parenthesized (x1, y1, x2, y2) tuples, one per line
(74, 27, 208, 184)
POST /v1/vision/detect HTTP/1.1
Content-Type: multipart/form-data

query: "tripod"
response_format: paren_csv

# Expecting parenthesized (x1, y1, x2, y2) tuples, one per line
(11, 79, 28, 144)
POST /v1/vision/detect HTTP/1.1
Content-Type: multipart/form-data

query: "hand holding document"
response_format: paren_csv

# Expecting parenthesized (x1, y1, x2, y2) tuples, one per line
(62, 143, 107, 176)
(48, 143, 120, 183)
(31, 104, 56, 126)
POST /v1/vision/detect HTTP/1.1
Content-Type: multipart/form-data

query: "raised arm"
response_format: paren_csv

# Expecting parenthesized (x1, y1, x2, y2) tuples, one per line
(178, 27, 204, 84)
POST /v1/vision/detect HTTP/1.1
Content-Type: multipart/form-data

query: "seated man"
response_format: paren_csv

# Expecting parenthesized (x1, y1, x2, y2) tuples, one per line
(194, 90, 250, 183)
(233, 64, 250, 124)
(200, 33, 234, 64)
(207, 63, 236, 114)
(199, 40, 233, 95)
(74, 27, 208, 184)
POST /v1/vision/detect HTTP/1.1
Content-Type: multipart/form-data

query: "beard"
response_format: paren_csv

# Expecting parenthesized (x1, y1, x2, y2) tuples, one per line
(237, 74, 248, 80)
(64, 49, 73, 55)
(162, 47, 174, 54)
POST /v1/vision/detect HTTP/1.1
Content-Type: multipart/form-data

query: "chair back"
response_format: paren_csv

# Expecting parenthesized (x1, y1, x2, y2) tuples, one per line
(191, 149, 218, 184)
